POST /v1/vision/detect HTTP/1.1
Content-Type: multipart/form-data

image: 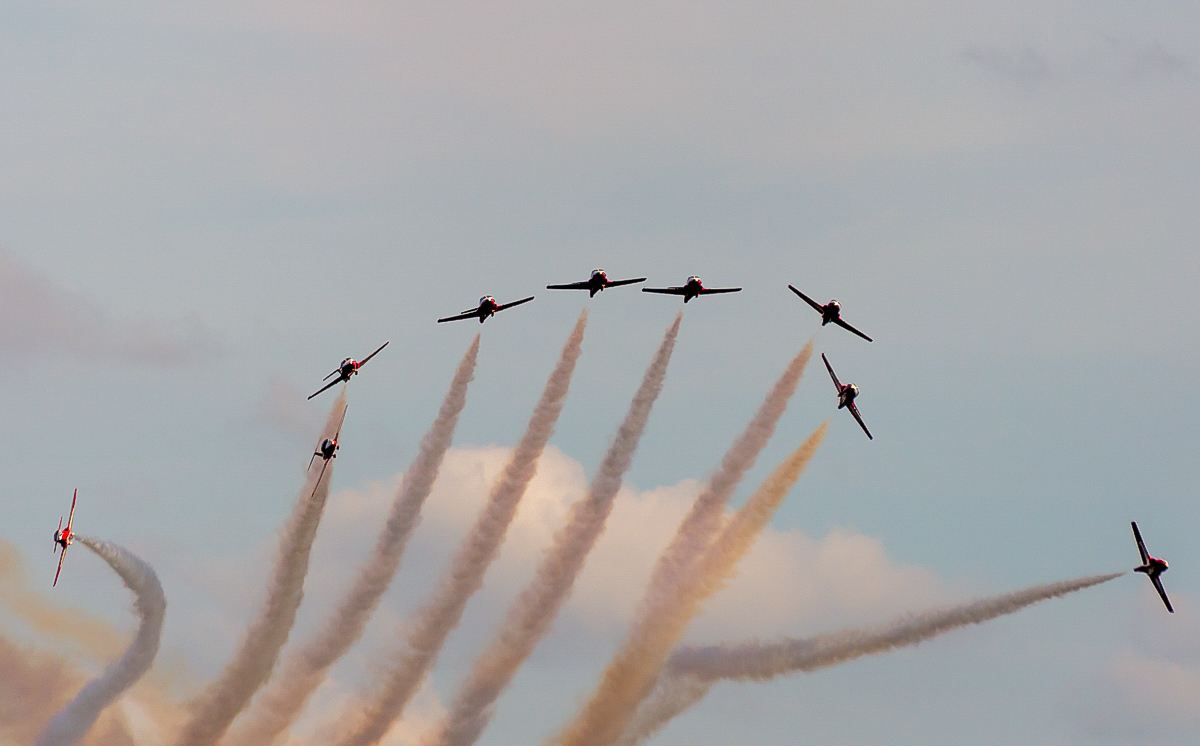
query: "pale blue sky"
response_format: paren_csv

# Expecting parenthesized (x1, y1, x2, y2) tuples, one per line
(1, 2, 1199, 744)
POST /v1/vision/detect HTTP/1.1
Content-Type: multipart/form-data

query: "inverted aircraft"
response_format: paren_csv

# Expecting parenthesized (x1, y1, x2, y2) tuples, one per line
(52, 489, 78, 587)
(821, 353, 872, 440)
(788, 285, 873, 342)
(308, 342, 389, 400)
(642, 276, 741, 303)
(547, 269, 647, 298)
(438, 295, 535, 324)
(1131, 521, 1173, 612)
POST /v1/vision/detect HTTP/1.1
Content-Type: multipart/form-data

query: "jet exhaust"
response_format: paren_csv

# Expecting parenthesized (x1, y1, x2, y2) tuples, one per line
(226, 336, 483, 746)
(36, 537, 166, 746)
(555, 422, 827, 746)
(326, 311, 588, 746)
(173, 391, 347, 746)
(618, 572, 1126, 746)
(425, 314, 682, 746)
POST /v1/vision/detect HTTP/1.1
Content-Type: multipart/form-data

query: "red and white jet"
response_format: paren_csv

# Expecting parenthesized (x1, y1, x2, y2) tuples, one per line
(547, 269, 646, 298)
(438, 295, 535, 324)
(821, 353, 872, 440)
(52, 489, 78, 587)
(642, 276, 741, 303)
(1132, 521, 1173, 613)
(308, 342, 389, 400)
(788, 285, 873, 342)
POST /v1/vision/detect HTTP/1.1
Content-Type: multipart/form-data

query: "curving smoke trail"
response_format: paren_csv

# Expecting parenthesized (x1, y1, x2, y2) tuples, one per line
(555, 423, 828, 746)
(175, 391, 347, 746)
(618, 572, 1125, 746)
(425, 314, 681, 746)
(36, 537, 166, 746)
(329, 311, 588, 746)
(226, 336, 482, 746)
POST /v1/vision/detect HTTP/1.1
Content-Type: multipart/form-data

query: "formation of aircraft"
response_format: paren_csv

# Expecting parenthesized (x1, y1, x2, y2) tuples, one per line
(50, 268, 1181, 620)
(821, 353, 872, 440)
(788, 285, 873, 342)
(52, 489, 78, 587)
(438, 295, 535, 324)
(547, 269, 646, 297)
(1131, 521, 1172, 612)
(642, 275, 741, 303)
(308, 342, 390, 400)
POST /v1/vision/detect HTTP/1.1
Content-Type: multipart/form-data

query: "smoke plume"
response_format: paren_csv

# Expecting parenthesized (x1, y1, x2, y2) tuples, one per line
(425, 314, 681, 746)
(174, 391, 347, 746)
(0, 537, 128, 661)
(227, 336, 481, 746)
(555, 422, 827, 746)
(619, 572, 1125, 745)
(36, 538, 167, 746)
(329, 311, 588, 746)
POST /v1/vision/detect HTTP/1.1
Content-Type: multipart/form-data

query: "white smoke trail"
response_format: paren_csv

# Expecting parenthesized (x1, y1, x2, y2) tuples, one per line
(36, 537, 166, 746)
(618, 572, 1125, 745)
(555, 423, 827, 746)
(644, 341, 812, 605)
(425, 314, 681, 746)
(175, 391, 347, 746)
(328, 310, 588, 746)
(226, 336, 482, 746)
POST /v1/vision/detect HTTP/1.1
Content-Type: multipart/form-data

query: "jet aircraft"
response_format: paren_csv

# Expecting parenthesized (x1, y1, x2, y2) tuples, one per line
(547, 269, 647, 298)
(1131, 521, 1173, 612)
(309, 405, 347, 489)
(438, 295, 535, 324)
(642, 276, 741, 303)
(52, 489, 78, 587)
(308, 342, 389, 400)
(821, 353, 872, 440)
(788, 285, 873, 342)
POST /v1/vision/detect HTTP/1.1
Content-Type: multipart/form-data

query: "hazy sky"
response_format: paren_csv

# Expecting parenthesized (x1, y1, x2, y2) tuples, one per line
(2, 2, 1199, 744)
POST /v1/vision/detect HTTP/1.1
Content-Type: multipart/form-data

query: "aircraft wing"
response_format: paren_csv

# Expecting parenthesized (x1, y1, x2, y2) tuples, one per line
(697, 287, 741, 295)
(642, 287, 688, 295)
(606, 277, 647, 288)
(821, 353, 842, 390)
(66, 489, 77, 532)
(833, 318, 874, 342)
(307, 378, 343, 400)
(788, 285, 825, 313)
(547, 281, 592, 290)
(1151, 574, 1174, 613)
(497, 296, 535, 312)
(53, 545, 68, 587)
(359, 341, 389, 367)
(1131, 522, 1150, 565)
(848, 402, 873, 440)
(438, 309, 483, 323)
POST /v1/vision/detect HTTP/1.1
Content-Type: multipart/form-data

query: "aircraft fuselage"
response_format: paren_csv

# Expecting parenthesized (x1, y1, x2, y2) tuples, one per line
(821, 301, 842, 325)
(588, 270, 609, 297)
(476, 296, 499, 322)
(1135, 557, 1168, 579)
(837, 384, 859, 409)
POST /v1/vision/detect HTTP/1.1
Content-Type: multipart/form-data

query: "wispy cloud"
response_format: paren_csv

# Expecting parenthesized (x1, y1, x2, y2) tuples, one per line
(0, 249, 218, 367)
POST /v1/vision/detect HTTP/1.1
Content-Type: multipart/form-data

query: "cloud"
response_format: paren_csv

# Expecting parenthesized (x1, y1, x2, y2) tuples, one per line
(961, 45, 1052, 91)
(1070, 593, 1200, 745)
(0, 248, 217, 367)
(314, 447, 945, 640)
